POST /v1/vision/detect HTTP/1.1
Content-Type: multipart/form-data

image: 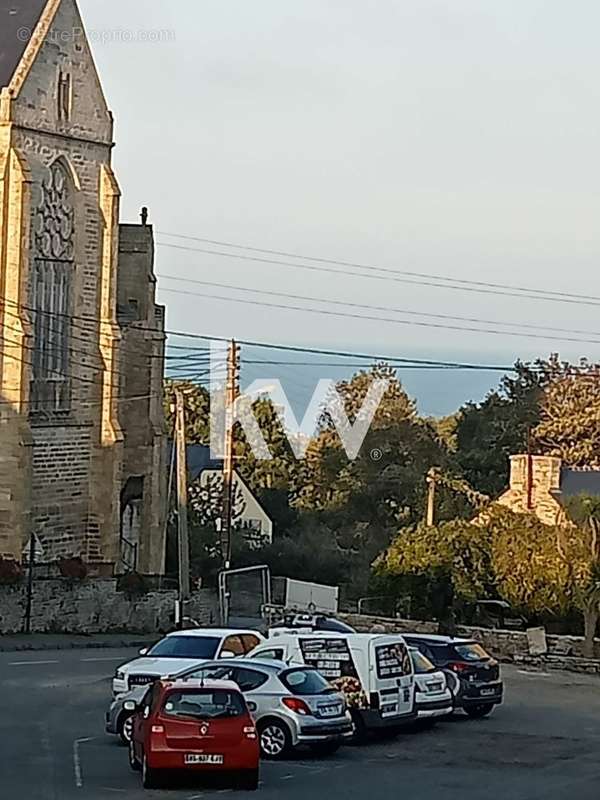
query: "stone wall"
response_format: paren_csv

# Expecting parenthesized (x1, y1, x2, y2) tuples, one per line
(339, 613, 600, 668)
(0, 579, 218, 635)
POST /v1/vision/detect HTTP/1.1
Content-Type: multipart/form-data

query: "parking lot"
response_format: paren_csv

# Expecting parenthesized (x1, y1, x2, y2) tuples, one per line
(1, 647, 599, 800)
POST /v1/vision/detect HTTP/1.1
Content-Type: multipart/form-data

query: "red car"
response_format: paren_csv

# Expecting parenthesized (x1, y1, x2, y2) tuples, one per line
(129, 679, 259, 790)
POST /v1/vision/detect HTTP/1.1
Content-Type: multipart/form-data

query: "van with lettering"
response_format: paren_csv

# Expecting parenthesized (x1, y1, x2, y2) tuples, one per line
(249, 631, 416, 740)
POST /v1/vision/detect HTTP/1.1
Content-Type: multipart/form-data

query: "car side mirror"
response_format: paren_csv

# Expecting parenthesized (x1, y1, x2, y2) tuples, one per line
(220, 650, 235, 659)
(139, 648, 149, 656)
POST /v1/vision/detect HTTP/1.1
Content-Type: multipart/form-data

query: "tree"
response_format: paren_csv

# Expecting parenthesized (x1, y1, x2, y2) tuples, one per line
(533, 357, 600, 467)
(487, 508, 570, 615)
(455, 360, 544, 497)
(166, 474, 247, 585)
(294, 366, 453, 526)
(375, 518, 495, 630)
(561, 495, 600, 657)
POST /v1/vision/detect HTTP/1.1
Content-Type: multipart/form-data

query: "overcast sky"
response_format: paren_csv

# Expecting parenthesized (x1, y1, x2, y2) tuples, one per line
(80, 0, 600, 411)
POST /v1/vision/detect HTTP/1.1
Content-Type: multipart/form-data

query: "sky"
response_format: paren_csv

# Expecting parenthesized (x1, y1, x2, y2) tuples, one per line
(80, 0, 600, 414)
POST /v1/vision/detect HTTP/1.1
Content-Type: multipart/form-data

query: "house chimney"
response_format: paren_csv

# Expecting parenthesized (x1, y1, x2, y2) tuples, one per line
(509, 454, 562, 498)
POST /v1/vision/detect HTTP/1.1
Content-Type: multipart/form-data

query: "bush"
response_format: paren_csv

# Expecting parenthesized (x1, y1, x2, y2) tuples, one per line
(57, 557, 88, 581)
(0, 558, 23, 586)
(117, 572, 148, 598)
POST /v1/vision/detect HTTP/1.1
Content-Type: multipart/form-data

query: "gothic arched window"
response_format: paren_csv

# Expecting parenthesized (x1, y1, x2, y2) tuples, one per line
(30, 160, 75, 414)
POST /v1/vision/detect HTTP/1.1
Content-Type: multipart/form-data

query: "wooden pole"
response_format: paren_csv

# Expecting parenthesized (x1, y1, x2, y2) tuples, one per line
(426, 468, 437, 527)
(175, 388, 190, 625)
(221, 340, 239, 569)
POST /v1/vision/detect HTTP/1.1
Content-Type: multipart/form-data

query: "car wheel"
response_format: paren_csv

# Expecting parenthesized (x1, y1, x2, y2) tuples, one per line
(258, 720, 292, 760)
(129, 741, 141, 772)
(309, 740, 341, 756)
(236, 768, 259, 790)
(119, 713, 134, 745)
(142, 752, 161, 789)
(465, 703, 494, 719)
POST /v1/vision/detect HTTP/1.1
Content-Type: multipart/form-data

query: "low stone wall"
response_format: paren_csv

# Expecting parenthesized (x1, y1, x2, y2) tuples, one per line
(339, 613, 600, 673)
(0, 579, 219, 635)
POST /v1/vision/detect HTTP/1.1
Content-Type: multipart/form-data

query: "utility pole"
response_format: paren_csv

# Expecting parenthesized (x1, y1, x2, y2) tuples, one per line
(221, 339, 240, 569)
(426, 467, 439, 527)
(174, 387, 190, 627)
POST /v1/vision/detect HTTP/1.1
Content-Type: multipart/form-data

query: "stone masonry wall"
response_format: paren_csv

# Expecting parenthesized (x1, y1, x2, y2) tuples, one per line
(0, 579, 218, 635)
(339, 613, 600, 667)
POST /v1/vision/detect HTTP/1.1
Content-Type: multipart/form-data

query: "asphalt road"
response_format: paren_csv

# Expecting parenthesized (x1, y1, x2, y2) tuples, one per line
(1, 647, 599, 800)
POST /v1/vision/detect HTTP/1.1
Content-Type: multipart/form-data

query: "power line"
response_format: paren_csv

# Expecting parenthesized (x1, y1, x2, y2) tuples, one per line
(159, 286, 600, 346)
(157, 273, 600, 343)
(164, 331, 519, 372)
(156, 238, 600, 309)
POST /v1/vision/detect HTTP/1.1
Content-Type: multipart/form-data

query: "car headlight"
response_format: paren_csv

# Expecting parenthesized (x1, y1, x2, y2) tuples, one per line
(115, 670, 126, 681)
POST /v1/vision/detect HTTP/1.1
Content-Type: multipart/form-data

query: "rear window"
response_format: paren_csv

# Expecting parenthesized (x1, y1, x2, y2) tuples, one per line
(148, 636, 220, 659)
(375, 641, 412, 679)
(280, 668, 336, 696)
(453, 643, 489, 662)
(162, 689, 245, 719)
(410, 649, 436, 674)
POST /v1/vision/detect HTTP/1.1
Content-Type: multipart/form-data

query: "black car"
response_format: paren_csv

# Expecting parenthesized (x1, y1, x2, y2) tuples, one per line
(403, 634, 503, 718)
(270, 613, 356, 634)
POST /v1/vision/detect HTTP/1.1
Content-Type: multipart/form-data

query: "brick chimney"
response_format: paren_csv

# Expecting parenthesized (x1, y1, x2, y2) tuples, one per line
(508, 454, 562, 496)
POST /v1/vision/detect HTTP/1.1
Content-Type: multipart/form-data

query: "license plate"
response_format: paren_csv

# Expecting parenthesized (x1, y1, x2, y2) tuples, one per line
(184, 754, 224, 765)
(480, 688, 496, 697)
(319, 705, 341, 718)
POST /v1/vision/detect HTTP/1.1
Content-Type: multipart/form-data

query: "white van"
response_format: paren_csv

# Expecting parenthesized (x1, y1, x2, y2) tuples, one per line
(250, 631, 416, 738)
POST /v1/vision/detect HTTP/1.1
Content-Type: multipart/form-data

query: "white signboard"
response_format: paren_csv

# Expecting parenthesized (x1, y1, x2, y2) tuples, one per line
(526, 627, 548, 656)
(284, 579, 339, 613)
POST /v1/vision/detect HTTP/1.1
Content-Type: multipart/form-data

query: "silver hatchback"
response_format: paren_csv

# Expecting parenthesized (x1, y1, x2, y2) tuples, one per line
(107, 658, 351, 760)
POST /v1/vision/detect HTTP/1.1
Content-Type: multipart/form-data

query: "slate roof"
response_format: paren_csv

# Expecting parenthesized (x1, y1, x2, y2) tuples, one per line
(167, 442, 223, 482)
(560, 468, 600, 498)
(0, 0, 48, 89)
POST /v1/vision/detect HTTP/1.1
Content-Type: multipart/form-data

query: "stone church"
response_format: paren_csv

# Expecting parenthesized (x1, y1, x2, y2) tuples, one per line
(0, 0, 167, 574)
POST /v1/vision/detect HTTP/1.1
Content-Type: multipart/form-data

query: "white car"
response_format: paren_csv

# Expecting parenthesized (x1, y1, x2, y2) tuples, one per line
(409, 647, 454, 721)
(112, 628, 264, 695)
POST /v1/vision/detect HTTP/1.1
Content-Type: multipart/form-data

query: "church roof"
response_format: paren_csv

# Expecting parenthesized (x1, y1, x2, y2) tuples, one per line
(0, 1, 48, 89)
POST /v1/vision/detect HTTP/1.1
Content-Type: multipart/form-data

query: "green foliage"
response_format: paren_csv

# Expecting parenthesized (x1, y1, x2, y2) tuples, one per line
(533, 358, 600, 467)
(376, 517, 495, 604)
(164, 380, 210, 444)
(455, 361, 544, 497)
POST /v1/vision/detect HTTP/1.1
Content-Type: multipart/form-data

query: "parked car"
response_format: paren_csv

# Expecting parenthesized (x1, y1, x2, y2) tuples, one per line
(403, 634, 503, 718)
(112, 657, 352, 760)
(129, 678, 259, 790)
(112, 628, 264, 695)
(409, 647, 454, 722)
(251, 631, 416, 739)
(271, 613, 356, 634)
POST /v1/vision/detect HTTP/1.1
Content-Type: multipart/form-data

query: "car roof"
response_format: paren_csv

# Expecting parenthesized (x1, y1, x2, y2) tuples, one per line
(269, 630, 405, 641)
(161, 678, 240, 692)
(402, 633, 475, 645)
(180, 658, 288, 672)
(164, 628, 262, 639)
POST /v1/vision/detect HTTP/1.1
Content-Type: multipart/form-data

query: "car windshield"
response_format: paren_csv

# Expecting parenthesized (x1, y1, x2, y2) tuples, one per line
(453, 643, 489, 661)
(280, 668, 337, 695)
(148, 636, 220, 659)
(410, 649, 436, 674)
(162, 689, 245, 719)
